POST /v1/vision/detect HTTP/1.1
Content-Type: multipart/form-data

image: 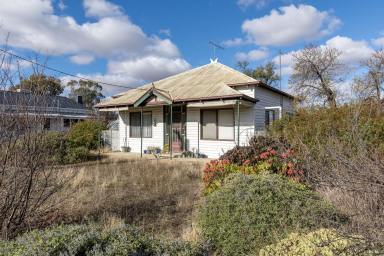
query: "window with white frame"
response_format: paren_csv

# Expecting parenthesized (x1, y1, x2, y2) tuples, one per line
(130, 111, 152, 138)
(201, 109, 234, 140)
(265, 109, 276, 126)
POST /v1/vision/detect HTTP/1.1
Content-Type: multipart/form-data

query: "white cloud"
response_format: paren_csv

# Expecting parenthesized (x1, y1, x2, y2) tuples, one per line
(235, 48, 268, 62)
(242, 4, 341, 46)
(70, 54, 95, 65)
(372, 37, 384, 47)
(237, 0, 269, 9)
(108, 56, 190, 82)
(272, 50, 298, 76)
(159, 29, 171, 37)
(0, 0, 191, 95)
(58, 0, 66, 10)
(222, 38, 248, 47)
(83, 0, 122, 17)
(272, 36, 374, 77)
(325, 36, 373, 64)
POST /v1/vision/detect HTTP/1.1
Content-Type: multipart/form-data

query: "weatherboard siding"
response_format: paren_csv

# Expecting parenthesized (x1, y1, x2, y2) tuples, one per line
(236, 85, 294, 131)
(118, 107, 164, 153)
(186, 107, 254, 158)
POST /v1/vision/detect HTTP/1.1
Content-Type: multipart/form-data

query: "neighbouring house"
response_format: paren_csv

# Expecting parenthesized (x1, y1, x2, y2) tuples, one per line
(0, 90, 93, 131)
(95, 61, 294, 158)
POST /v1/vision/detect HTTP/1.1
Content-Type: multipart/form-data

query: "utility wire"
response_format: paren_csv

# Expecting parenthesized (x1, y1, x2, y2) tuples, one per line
(0, 48, 142, 90)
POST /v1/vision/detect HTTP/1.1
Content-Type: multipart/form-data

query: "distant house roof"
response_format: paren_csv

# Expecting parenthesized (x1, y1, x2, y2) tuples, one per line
(0, 90, 92, 117)
(95, 62, 293, 109)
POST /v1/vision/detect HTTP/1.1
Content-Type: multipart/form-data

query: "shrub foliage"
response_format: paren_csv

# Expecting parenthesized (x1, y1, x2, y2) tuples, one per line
(0, 224, 208, 256)
(198, 173, 346, 255)
(259, 229, 361, 256)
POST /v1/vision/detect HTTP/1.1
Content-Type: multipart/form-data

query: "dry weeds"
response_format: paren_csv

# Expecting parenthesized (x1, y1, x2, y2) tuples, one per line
(54, 156, 205, 240)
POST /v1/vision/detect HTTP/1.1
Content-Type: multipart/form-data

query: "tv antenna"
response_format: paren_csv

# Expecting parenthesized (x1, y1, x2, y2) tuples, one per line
(209, 41, 224, 62)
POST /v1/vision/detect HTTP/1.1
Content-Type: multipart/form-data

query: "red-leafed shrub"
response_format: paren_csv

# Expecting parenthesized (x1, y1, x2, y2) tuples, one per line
(203, 136, 304, 194)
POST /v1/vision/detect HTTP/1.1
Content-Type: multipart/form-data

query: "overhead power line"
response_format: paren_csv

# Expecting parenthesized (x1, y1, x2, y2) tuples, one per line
(0, 48, 140, 90)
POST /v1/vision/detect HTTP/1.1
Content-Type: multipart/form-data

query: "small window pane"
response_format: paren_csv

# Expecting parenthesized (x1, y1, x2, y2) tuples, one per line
(130, 112, 141, 137)
(202, 110, 217, 139)
(218, 109, 234, 140)
(265, 110, 275, 126)
(143, 112, 152, 138)
(130, 112, 152, 138)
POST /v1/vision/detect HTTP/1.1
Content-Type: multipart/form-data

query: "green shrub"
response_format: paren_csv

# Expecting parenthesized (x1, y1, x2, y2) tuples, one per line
(198, 173, 346, 255)
(66, 120, 105, 150)
(259, 229, 359, 256)
(0, 224, 208, 256)
(64, 146, 89, 164)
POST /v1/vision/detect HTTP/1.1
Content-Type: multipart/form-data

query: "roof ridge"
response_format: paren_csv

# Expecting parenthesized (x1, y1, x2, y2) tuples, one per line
(213, 62, 258, 83)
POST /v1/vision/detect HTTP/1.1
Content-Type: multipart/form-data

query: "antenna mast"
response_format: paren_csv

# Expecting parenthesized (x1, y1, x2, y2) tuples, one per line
(209, 41, 224, 61)
(279, 49, 282, 90)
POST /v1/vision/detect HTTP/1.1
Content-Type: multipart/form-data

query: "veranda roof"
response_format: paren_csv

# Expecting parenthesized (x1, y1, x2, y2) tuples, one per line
(95, 62, 257, 108)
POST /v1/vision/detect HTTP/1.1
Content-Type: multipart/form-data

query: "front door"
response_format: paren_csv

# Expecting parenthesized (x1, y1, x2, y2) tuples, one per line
(164, 105, 186, 153)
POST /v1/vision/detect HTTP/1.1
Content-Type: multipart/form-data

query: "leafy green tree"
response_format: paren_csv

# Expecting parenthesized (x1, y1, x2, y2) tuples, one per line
(237, 61, 280, 86)
(11, 74, 63, 96)
(68, 79, 104, 108)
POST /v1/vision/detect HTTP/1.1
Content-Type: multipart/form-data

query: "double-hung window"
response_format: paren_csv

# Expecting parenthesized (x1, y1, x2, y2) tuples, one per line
(265, 109, 276, 126)
(201, 109, 234, 140)
(130, 111, 152, 138)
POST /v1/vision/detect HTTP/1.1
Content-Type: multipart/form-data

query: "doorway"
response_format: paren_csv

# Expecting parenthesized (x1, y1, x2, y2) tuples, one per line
(164, 105, 186, 153)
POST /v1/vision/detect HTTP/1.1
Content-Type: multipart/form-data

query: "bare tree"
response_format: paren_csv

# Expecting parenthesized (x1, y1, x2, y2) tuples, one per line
(289, 45, 345, 107)
(0, 48, 69, 239)
(353, 49, 384, 109)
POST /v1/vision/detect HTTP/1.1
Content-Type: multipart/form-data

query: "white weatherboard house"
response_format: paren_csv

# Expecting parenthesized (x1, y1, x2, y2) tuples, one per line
(96, 62, 294, 158)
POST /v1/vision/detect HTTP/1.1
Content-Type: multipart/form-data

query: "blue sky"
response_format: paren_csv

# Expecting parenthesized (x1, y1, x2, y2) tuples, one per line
(1, 0, 383, 96)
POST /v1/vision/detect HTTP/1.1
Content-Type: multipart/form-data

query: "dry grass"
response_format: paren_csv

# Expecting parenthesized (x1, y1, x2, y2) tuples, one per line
(54, 156, 205, 240)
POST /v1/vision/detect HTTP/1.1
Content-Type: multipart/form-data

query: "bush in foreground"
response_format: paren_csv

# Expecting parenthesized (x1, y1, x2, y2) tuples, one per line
(0, 224, 208, 256)
(259, 229, 362, 256)
(198, 173, 346, 255)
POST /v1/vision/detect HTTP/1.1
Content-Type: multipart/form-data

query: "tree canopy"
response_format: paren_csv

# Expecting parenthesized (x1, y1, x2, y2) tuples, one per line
(289, 45, 345, 108)
(11, 74, 63, 96)
(237, 61, 280, 86)
(68, 80, 104, 108)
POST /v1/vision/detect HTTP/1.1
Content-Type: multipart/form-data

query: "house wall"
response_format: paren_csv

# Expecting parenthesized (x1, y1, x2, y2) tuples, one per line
(235, 85, 294, 131)
(186, 106, 254, 158)
(118, 107, 164, 153)
(49, 118, 64, 131)
(116, 86, 294, 158)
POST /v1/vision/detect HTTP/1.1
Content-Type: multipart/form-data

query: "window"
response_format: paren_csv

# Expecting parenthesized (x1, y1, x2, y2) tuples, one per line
(218, 109, 234, 140)
(265, 109, 276, 126)
(130, 111, 152, 138)
(201, 109, 234, 140)
(201, 110, 217, 139)
(43, 118, 50, 130)
(64, 118, 71, 128)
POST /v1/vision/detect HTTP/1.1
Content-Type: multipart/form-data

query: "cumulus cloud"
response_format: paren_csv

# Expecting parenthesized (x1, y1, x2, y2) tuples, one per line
(237, 0, 269, 9)
(159, 29, 171, 37)
(70, 54, 95, 65)
(83, 0, 122, 17)
(372, 37, 384, 47)
(242, 4, 341, 46)
(222, 38, 248, 47)
(325, 36, 373, 64)
(0, 0, 190, 95)
(235, 48, 268, 62)
(108, 56, 191, 82)
(272, 36, 374, 77)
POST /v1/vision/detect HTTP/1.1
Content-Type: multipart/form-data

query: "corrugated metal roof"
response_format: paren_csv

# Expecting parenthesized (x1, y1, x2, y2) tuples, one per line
(96, 62, 257, 108)
(0, 90, 86, 109)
